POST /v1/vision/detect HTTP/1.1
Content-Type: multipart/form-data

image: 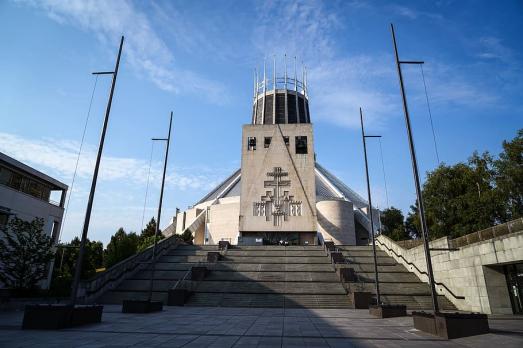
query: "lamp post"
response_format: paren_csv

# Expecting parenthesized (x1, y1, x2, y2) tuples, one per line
(70, 36, 124, 305)
(359, 107, 382, 306)
(390, 23, 439, 314)
(147, 111, 173, 302)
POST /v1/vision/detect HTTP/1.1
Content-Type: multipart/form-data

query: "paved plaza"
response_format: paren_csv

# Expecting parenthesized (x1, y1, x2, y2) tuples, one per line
(0, 306, 522, 347)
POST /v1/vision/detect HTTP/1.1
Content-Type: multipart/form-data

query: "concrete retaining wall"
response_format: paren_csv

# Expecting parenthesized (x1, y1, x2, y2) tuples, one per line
(376, 231, 523, 314)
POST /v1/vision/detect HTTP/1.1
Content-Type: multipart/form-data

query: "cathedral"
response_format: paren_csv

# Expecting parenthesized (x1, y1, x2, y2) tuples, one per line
(165, 65, 379, 246)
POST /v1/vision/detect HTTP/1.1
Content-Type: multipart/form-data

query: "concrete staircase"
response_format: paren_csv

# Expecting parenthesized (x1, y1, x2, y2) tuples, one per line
(337, 245, 457, 311)
(185, 245, 351, 308)
(98, 243, 457, 311)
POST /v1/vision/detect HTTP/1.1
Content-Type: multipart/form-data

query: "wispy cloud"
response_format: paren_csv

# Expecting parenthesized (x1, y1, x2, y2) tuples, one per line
(0, 132, 226, 191)
(15, 0, 227, 104)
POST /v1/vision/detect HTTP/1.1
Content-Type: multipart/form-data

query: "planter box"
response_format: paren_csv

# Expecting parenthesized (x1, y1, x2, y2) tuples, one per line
(369, 304, 407, 318)
(191, 266, 207, 281)
(122, 300, 163, 313)
(338, 268, 356, 282)
(207, 252, 221, 263)
(324, 241, 335, 252)
(413, 311, 489, 339)
(350, 292, 373, 309)
(218, 241, 230, 250)
(330, 252, 345, 264)
(22, 304, 103, 330)
(168, 289, 190, 306)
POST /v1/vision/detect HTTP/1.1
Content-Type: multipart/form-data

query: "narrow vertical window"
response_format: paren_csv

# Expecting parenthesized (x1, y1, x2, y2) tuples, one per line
(284, 136, 289, 146)
(247, 137, 256, 151)
(295, 136, 307, 154)
(264, 137, 271, 148)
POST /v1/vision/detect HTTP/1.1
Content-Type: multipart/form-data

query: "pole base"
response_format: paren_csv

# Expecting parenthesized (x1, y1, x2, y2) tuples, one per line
(413, 311, 489, 339)
(122, 300, 163, 313)
(22, 304, 103, 330)
(369, 304, 407, 318)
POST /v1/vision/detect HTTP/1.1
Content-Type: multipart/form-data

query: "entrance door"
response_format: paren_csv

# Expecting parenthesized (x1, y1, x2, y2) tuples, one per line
(505, 263, 523, 314)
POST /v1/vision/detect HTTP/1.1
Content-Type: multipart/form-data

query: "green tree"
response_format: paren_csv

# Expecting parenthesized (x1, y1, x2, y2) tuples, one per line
(380, 207, 408, 241)
(179, 229, 194, 243)
(0, 217, 55, 290)
(495, 129, 523, 220)
(421, 153, 502, 239)
(104, 228, 139, 268)
(140, 217, 157, 239)
(50, 237, 104, 296)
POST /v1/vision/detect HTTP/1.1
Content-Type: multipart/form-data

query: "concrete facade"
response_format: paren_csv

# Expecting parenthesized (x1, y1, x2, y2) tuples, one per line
(0, 152, 68, 289)
(316, 200, 356, 245)
(239, 124, 317, 236)
(377, 232, 523, 314)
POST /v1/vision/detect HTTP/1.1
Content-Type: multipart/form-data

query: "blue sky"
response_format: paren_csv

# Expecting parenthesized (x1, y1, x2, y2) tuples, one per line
(1, 0, 522, 245)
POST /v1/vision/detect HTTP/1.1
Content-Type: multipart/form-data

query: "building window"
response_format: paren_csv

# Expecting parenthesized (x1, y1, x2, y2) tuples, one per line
(264, 137, 271, 148)
(284, 136, 289, 146)
(295, 136, 307, 154)
(247, 137, 256, 151)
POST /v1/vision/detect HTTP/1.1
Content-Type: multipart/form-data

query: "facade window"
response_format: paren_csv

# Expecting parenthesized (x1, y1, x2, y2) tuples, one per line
(284, 136, 289, 146)
(295, 136, 307, 154)
(0, 164, 55, 204)
(247, 137, 256, 151)
(0, 212, 9, 230)
(264, 137, 271, 148)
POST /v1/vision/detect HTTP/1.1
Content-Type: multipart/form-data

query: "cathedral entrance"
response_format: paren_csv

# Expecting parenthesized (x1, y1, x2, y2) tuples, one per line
(240, 232, 317, 246)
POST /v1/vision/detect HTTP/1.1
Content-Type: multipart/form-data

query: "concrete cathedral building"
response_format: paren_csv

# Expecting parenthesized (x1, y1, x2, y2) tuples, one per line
(165, 65, 379, 246)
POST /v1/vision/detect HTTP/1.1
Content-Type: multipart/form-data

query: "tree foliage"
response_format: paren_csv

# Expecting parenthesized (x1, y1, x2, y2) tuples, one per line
(0, 217, 55, 290)
(50, 237, 104, 296)
(380, 207, 409, 241)
(104, 228, 139, 268)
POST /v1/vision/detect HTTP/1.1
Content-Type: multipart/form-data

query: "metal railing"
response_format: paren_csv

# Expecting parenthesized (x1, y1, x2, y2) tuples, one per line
(76, 234, 182, 303)
(451, 218, 523, 248)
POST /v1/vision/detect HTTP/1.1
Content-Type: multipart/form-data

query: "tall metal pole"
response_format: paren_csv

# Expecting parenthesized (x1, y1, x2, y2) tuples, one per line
(359, 108, 381, 305)
(147, 111, 173, 302)
(391, 23, 439, 313)
(70, 36, 124, 305)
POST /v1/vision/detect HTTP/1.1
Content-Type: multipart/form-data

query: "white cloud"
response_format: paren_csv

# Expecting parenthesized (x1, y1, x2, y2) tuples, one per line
(15, 0, 227, 103)
(0, 131, 227, 191)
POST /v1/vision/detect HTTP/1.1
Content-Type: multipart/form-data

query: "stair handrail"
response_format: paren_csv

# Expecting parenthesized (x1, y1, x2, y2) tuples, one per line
(375, 237, 465, 300)
(76, 234, 182, 303)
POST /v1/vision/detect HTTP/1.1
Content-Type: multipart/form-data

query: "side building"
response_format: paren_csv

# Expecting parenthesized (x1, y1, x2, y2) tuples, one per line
(0, 152, 68, 289)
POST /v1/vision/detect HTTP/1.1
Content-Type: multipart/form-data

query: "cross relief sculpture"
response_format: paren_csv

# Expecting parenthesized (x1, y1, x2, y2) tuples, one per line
(253, 167, 302, 226)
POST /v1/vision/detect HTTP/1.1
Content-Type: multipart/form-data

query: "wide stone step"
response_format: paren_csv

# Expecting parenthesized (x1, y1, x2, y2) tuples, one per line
(381, 295, 456, 311)
(342, 255, 396, 265)
(176, 245, 219, 251)
(346, 282, 431, 295)
(210, 263, 335, 272)
(224, 250, 327, 257)
(117, 279, 176, 292)
(232, 246, 324, 251)
(336, 245, 374, 251)
(133, 270, 188, 280)
(159, 255, 208, 263)
(219, 256, 331, 264)
(339, 250, 388, 257)
(342, 264, 409, 273)
(186, 293, 352, 308)
(194, 281, 347, 295)
(99, 290, 168, 304)
(205, 271, 340, 282)
(153, 262, 202, 270)
(352, 272, 421, 283)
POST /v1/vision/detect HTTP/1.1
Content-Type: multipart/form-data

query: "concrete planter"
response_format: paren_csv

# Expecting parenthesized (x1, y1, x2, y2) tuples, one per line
(413, 311, 489, 339)
(330, 252, 344, 264)
(168, 289, 190, 306)
(324, 241, 335, 252)
(22, 304, 103, 330)
(191, 266, 207, 281)
(207, 252, 221, 263)
(350, 292, 373, 309)
(218, 241, 230, 250)
(122, 300, 163, 313)
(337, 268, 356, 282)
(369, 304, 407, 318)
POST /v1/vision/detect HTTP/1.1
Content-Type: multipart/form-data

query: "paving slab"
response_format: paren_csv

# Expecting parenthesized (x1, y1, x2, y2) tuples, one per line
(0, 305, 522, 347)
